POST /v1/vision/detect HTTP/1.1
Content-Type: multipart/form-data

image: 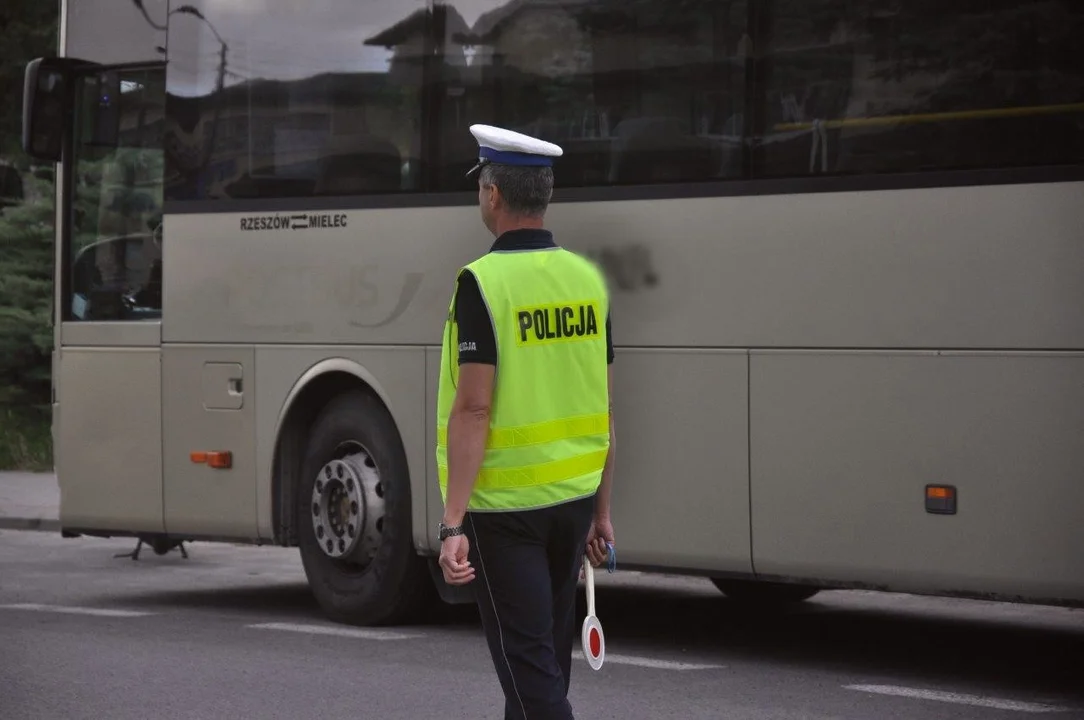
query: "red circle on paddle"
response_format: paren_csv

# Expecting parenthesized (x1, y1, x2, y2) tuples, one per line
(589, 627, 601, 657)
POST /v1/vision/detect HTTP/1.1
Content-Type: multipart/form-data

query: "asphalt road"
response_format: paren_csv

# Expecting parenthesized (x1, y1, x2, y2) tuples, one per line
(1, 529, 1082, 720)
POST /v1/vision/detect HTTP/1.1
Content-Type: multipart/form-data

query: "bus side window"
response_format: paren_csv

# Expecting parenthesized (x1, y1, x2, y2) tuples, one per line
(163, 1, 425, 203)
(68, 68, 165, 322)
(427, 0, 750, 191)
(753, 2, 1084, 178)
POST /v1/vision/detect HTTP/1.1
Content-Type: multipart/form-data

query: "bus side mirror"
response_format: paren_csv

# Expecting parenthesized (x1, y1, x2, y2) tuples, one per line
(22, 58, 69, 162)
(21, 57, 113, 162)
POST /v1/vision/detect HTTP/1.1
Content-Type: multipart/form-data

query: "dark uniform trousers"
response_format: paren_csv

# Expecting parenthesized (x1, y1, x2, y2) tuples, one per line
(465, 494, 596, 720)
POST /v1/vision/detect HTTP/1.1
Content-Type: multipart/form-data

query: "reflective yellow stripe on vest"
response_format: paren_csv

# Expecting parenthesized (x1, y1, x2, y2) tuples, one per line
(436, 413, 609, 450)
(436, 448, 608, 491)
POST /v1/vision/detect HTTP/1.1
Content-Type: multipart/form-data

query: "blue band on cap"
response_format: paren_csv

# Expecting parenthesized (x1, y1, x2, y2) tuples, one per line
(479, 146, 553, 167)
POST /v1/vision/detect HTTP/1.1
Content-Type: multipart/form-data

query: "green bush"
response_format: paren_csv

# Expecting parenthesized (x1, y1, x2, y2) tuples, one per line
(0, 404, 52, 471)
(0, 0, 61, 470)
(0, 171, 54, 410)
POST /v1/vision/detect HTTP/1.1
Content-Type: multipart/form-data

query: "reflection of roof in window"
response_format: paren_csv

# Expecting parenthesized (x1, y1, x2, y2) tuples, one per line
(363, 4, 472, 48)
(170, 71, 396, 108)
(459, 0, 591, 45)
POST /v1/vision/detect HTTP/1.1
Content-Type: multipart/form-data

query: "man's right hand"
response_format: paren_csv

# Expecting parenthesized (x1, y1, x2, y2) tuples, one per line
(439, 534, 475, 585)
(585, 516, 615, 568)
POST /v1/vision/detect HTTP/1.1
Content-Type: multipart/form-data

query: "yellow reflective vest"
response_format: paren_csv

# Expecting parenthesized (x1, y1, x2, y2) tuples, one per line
(436, 246, 611, 512)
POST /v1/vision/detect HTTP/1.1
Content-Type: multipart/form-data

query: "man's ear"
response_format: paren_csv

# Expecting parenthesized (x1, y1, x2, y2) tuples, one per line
(487, 184, 502, 212)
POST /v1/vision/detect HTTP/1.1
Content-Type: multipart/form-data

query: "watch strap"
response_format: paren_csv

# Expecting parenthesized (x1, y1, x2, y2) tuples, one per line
(438, 522, 464, 540)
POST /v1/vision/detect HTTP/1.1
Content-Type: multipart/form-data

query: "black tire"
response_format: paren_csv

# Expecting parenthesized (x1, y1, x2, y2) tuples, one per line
(296, 390, 432, 626)
(710, 578, 821, 605)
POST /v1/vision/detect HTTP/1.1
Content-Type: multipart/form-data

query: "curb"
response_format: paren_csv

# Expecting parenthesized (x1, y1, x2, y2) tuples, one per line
(0, 517, 62, 533)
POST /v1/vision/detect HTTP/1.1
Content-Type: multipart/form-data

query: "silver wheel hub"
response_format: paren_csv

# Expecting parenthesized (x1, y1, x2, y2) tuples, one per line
(311, 450, 385, 561)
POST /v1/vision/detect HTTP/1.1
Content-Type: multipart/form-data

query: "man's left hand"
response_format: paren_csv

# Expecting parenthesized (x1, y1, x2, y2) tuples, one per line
(439, 535, 475, 585)
(585, 516, 615, 568)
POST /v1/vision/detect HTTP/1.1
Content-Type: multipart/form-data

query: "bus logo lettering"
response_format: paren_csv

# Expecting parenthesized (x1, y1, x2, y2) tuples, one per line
(239, 213, 349, 232)
(239, 215, 292, 231)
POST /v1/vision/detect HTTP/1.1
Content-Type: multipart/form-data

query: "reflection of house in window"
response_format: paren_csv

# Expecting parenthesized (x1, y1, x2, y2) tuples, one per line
(465, 0, 592, 79)
(365, 3, 473, 187)
(451, 0, 746, 185)
(456, 0, 594, 138)
(364, 3, 471, 77)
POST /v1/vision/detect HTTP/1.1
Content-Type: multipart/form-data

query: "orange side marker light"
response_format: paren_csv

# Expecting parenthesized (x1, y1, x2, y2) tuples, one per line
(190, 450, 232, 469)
(925, 484, 957, 515)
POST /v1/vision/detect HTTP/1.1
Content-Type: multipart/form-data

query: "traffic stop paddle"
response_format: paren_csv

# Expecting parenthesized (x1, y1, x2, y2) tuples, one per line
(581, 542, 615, 671)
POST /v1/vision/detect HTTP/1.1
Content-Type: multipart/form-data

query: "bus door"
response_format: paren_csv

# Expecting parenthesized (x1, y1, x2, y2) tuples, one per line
(26, 60, 167, 534)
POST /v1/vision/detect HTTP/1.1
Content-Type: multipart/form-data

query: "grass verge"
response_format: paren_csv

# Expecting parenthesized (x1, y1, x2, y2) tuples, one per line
(0, 404, 52, 471)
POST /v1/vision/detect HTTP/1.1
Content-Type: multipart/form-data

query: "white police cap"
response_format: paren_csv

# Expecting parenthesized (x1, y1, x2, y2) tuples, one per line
(466, 124, 563, 177)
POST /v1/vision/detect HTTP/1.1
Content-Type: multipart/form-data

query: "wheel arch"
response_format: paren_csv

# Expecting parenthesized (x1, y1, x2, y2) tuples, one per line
(270, 358, 405, 548)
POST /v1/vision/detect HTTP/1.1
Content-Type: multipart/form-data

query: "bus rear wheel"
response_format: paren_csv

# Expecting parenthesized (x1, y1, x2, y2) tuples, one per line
(710, 578, 821, 605)
(296, 390, 431, 626)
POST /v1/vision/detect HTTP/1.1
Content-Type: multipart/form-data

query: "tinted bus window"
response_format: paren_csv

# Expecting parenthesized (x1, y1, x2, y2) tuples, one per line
(754, 0, 1084, 177)
(164, 1, 424, 201)
(429, 0, 749, 190)
(69, 68, 165, 321)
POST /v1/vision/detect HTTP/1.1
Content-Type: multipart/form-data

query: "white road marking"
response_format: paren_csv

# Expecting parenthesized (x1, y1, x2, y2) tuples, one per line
(573, 651, 724, 671)
(844, 684, 1074, 713)
(0, 603, 153, 617)
(246, 621, 421, 641)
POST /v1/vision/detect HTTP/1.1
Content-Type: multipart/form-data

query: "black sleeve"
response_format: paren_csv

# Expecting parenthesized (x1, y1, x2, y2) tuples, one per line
(606, 312, 614, 365)
(454, 270, 497, 365)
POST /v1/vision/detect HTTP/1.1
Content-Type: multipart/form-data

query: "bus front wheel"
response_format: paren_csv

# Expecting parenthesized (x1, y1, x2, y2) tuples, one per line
(710, 578, 821, 605)
(296, 390, 431, 626)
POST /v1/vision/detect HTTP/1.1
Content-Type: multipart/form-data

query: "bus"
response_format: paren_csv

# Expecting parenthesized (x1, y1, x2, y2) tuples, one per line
(21, 0, 1084, 626)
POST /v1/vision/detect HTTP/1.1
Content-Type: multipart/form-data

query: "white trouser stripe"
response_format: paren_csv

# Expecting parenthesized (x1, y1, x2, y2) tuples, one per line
(470, 514, 529, 719)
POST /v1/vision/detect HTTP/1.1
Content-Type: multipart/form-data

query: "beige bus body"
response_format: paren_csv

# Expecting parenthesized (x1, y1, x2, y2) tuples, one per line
(55, 182, 1084, 607)
(44, 0, 1084, 621)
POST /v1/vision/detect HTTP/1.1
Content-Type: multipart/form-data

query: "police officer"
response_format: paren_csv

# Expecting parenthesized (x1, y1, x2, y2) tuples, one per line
(436, 124, 617, 720)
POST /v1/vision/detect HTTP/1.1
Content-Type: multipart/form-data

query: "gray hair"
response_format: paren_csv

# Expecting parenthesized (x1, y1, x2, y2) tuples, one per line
(479, 163, 554, 217)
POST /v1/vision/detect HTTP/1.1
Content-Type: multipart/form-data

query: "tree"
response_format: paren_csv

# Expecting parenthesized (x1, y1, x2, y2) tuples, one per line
(0, 171, 53, 406)
(0, 0, 59, 161)
(0, 0, 59, 438)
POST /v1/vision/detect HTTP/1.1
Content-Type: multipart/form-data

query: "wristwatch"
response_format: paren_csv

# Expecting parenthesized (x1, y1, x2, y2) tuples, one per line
(438, 522, 464, 541)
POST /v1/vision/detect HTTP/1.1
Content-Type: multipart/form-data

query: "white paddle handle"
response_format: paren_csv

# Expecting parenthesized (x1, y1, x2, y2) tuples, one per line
(584, 555, 596, 617)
